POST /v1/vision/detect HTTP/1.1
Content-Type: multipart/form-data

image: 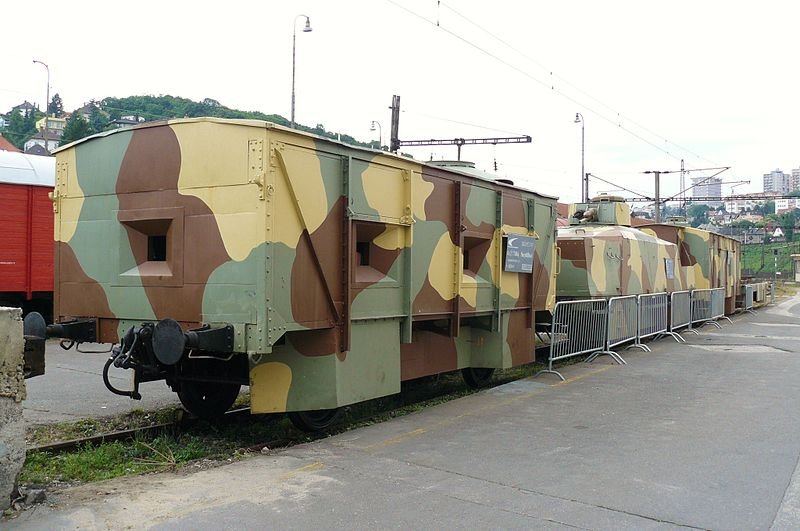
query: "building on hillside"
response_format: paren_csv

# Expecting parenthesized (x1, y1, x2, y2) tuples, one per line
(74, 102, 100, 122)
(0, 115, 7, 129)
(35, 116, 66, 137)
(708, 211, 736, 225)
(24, 144, 50, 156)
(775, 198, 800, 214)
(11, 101, 37, 116)
(691, 176, 723, 207)
(792, 168, 800, 191)
(0, 134, 21, 152)
(738, 212, 764, 224)
(725, 192, 777, 214)
(764, 169, 791, 193)
(110, 115, 146, 128)
(23, 130, 60, 153)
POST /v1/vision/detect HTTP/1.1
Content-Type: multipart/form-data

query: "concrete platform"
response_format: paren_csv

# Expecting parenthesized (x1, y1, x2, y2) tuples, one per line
(10, 294, 800, 530)
(24, 341, 180, 425)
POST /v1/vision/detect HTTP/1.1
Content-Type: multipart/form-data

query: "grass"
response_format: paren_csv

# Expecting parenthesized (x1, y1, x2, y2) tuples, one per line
(742, 241, 800, 276)
(20, 362, 548, 488)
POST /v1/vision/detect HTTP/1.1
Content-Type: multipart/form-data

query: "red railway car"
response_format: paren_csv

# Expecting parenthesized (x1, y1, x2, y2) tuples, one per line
(0, 151, 55, 319)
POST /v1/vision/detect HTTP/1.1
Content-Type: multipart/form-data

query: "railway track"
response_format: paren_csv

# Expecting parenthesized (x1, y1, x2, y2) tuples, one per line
(27, 407, 254, 454)
(26, 363, 548, 457)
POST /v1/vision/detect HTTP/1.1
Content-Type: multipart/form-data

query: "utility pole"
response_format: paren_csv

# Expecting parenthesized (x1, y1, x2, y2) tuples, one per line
(644, 170, 662, 223)
(389, 95, 401, 153)
(680, 159, 685, 214)
(388, 95, 531, 160)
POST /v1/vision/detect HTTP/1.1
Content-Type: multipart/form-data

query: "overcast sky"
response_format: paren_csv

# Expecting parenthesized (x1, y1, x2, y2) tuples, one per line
(3, 0, 797, 203)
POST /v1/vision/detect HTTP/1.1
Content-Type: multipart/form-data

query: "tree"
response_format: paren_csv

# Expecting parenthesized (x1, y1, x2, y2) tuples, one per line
(730, 219, 755, 229)
(88, 105, 108, 134)
(60, 113, 92, 144)
(753, 201, 775, 216)
(686, 203, 710, 227)
(2, 108, 38, 148)
(48, 93, 65, 118)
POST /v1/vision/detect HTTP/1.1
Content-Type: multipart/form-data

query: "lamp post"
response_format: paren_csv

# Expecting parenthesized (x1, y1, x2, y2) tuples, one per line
(33, 59, 50, 148)
(290, 14, 312, 129)
(370, 121, 382, 149)
(574, 112, 586, 202)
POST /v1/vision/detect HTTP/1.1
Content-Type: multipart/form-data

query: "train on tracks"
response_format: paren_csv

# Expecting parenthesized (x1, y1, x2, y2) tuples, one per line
(0, 151, 55, 321)
(20, 118, 754, 431)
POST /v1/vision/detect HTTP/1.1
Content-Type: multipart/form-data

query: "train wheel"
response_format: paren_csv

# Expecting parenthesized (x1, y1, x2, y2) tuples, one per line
(177, 381, 241, 420)
(288, 408, 339, 432)
(461, 367, 495, 388)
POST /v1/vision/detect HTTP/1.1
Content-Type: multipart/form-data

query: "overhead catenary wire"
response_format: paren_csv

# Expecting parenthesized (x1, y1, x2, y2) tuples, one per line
(437, 2, 718, 168)
(384, 0, 716, 169)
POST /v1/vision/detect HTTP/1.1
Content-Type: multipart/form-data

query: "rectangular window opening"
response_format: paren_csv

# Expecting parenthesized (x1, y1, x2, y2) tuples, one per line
(356, 241, 370, 266)
(148, 235, 167, 262)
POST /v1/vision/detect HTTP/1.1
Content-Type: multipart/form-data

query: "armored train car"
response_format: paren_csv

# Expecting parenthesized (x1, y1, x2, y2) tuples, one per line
(47, 118, 559, 430)
(556, 196, 684, 299)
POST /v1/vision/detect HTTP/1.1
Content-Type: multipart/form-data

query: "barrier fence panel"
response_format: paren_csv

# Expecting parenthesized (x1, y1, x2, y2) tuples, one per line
(690, 289, 716, 328)
(744, 285, 754, 312)
(711, 287, 732, 324)
(589, 296, 638, 362)
(535, 299, 614, 381)
(637, 293, 676, 347)
(669, 290, 691, 341)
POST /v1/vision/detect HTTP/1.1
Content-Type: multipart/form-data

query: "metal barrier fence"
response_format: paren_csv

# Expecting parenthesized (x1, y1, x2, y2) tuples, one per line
(711, 287, 732, 324)
(536, 299, 613, 381)
(669, 291, 691, 341)
(637, 293, 679, 348)
(586, 296, 638, 363)
(743, 285, 755, 313)
(605, 296, 638, 350)
(690, 289, 716, 328)
(536, 287, 741, 381)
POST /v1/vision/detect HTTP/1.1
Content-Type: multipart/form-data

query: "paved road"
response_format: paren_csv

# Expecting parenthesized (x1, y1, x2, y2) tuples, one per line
(23, 341, 180, 425)
(11, 294, 800, 530)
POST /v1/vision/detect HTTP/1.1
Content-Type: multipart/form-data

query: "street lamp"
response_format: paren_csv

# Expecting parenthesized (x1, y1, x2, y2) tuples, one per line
(290, 14, 312, 129)
(33, 59, 50, 148)
(370, 121, 382, 149)
(574, 112, 586, 202)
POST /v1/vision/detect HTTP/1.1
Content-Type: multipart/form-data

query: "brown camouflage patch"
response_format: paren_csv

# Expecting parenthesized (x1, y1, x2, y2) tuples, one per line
(116, 127, 231, 322)
(400, 330, 458, 380)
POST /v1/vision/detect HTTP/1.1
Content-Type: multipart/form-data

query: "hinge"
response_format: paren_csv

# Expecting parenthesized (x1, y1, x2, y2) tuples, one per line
(248, 139, 266, 200)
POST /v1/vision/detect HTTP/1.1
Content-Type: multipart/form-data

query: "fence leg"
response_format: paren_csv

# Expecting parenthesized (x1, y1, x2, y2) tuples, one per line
(664, 331, 686, 343)
(533, 357, 566, 381)
(586, 349, 626, 365)
(533, 369, 565, 381)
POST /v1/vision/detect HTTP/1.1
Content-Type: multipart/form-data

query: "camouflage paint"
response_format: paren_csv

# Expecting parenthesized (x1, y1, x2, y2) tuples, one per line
(52, 118, 558, 413)
(557, 199, 683, 298)
(640, 223, 742, 314)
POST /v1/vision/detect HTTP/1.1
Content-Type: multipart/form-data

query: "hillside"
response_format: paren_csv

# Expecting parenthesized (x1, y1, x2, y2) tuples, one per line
(99, 95, 377, 149)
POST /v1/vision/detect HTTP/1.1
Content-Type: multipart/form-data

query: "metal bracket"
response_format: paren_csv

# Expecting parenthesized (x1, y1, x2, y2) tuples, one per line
(185, 324, 236, 353)
(47, 318, 97, 343)
(248, 139, 266, 200)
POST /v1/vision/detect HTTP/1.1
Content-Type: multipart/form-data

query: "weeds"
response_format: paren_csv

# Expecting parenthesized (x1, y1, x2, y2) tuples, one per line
(21, 360, 552, 488)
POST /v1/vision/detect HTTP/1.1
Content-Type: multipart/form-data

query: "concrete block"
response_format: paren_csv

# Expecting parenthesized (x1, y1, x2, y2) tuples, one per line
(0, 307, 26, 511)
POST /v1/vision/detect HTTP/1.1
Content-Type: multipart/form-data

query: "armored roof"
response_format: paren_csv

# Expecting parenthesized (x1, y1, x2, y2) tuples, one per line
(55, 117, 556, 199)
